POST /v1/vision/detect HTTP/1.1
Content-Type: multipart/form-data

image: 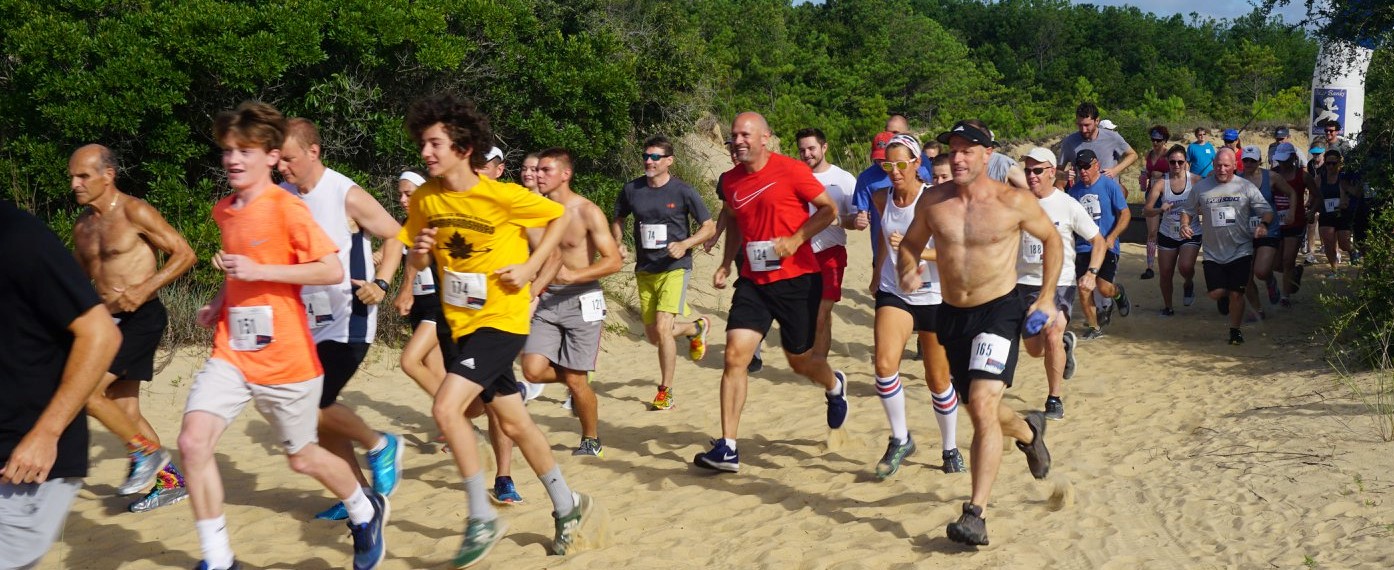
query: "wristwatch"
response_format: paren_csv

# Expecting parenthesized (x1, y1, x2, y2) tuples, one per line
(1086, 267, 1099, 275)
(373, 278, 390, 292)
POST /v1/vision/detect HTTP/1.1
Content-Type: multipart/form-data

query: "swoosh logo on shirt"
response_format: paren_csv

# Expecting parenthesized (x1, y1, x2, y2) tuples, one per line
(250, 238, 269, 247)
(731, 182, 776, 210)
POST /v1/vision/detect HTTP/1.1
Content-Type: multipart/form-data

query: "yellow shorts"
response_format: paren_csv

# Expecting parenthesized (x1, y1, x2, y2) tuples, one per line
(637, 269, 691, 325)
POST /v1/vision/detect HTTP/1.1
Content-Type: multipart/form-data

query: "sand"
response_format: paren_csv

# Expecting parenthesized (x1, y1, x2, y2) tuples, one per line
(45, 216, 1394, 569)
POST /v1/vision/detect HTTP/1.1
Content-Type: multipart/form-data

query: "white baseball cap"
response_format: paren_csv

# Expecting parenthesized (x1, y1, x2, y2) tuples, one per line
(485, 146, 505, 162)
(1099, 119, 1118, 130)
(1022, 147, 1057, 166)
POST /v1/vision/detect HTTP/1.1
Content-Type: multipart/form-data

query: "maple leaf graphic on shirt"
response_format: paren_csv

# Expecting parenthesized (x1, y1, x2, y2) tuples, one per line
(442, 232, 490, 260)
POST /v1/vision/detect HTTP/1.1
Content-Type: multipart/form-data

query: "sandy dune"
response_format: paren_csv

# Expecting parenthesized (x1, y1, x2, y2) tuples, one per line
(45, 219, 1393, 569)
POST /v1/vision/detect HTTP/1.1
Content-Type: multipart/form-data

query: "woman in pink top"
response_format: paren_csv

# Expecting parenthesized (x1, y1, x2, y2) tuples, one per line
(1138, 125, 1171, 280)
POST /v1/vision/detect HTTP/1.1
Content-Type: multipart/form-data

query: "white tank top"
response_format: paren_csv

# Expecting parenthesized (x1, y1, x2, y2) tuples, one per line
(296, 168, 378, 344)
(1159, 173, 1201, 241)
(878, 184, 941, 305)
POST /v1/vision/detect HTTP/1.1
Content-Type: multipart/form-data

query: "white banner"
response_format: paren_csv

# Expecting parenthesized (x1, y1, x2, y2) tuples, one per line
(1311, 41, 1374, 140)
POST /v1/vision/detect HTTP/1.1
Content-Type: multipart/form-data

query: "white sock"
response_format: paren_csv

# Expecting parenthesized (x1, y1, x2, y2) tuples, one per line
(368, 434, 388, 454)
(875, 374, 908, 443)
(722, 438, 737, 451)
(826, 371, 845, 396)
(540, 465, 575, 514)
(463, 471, 498, 522)
(932, 386, 960, 451)
(195, 516, 235, 569)
(344, 486, 375, 525)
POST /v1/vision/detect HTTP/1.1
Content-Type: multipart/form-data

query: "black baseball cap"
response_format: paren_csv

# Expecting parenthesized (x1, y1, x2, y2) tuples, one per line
(1274, 126, 1290, 138)
(1074, 149, 1099, 168)
(936, 120, 994, 147)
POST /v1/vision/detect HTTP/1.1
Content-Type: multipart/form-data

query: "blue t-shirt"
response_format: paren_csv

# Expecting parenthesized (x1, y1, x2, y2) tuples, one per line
(1187, 142, 1216, 178)
(853, 163, 934, 260)
(1067, 176, 1127, 253)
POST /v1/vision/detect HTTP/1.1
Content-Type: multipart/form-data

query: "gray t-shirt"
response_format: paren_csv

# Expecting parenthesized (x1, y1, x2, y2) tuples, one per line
(614, 176, 712, 273)
(1183, 176, 1274, 263)
(1058, 129, 1133, 171)
(987, 153, 1017, 183)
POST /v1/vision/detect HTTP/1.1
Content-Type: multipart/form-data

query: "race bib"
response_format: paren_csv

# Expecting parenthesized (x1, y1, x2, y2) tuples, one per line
(303, 290, 333, 329)
(113, 316, 123, 325)
(915, 260, 936, 293)
(809, 232, 833, 254)
(578, 290, 607, 323)
(1165, 218, 1182, 237)
(228, 305, 273, 352)
(968, 332, 1011, 375)
(1278, 210, 1289, 226)
(412, 268, 436, 296)
(1211, 206, 1237, 227)
(1079, 195, 1102, 220)
(1324, 198, 1340, 213)
(442, 269, 487, 310)
(1248, 216, 1262, 232)
(746, 241, 781, 272)
(640, 223, 668, 249)
(1021, 234, 1044, 264)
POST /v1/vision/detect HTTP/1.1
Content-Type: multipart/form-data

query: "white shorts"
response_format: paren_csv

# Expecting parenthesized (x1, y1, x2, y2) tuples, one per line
(184, 358, 322, 454)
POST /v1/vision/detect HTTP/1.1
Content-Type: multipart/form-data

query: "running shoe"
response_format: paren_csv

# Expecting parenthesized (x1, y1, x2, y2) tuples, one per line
(942, 448, 967, 474)
(519, 380, 545, 403)
(874, 436, 917, 480)
(1305, 253, 1317, 265)
(1351, 250, 1363, 265)
(1159, 307, 1175, 316)
(367, 433, 404, 497)
(1229, 328, 1245, 346)
(129, 483, 188, 513)
(1080, 327, 1105, 341)
(348, 491, 389, 570)
(693, 439, 740, 473)
(1183, 281, 1196, 306)
(826, 371, 849, 429)
(1140, 267, 1155, 280)
(193, 561, 242, 570)
(1044, 396, 1064, 421)
(1099, 301, 1113, 326)
(118, 447, 172, 496)
(573, 437, 604, 458)
(1015, 411, 1051, 480)
(1114, 284, 1131, 317)
(1293, 264, 1305, 292)
(552, 492, 595, 556)
(747, 351, 763, 374)
(453, 517, 509, 568)
(1266, 275, 1280, 305)
(315, 501, 349, 521)
(688, 316, 709, 361)
(1217, 296, 1230, 315)
(489, 476, 523, 505)
(946, 502, 989, 546)
(650, 386, 675, 411)
(1062, 331, 1077, 380)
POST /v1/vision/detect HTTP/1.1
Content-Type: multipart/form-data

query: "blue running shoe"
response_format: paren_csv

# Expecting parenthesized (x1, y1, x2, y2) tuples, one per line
(693, 439, 739, 473)
(489, 476, 524, 505)
(367, 433, 403, 497)
(348, 492, 389, 570)
(315, 501, 349, 521)
(826, 371, 849, 429)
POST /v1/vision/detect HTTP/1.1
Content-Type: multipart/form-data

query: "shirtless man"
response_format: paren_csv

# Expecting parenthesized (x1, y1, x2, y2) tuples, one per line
(70, 144, 196, 512)
(897, 120, 1060, 546)
(520, 147, 623, 457)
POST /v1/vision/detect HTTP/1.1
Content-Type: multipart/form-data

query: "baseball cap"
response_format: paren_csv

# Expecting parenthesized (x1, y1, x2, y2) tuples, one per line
(1241, 145, 1262, 161)
(1099, 119, 1118, 131)
(1022, 147, 1057, 166)
(870, 131, 895, 161)
(1073, 149, 1099, 168)
(935, 120, 994, 147)
(1150, 128, 1166, 140)
(484, 146, 505, 162)
(1311, 146, 1326, 155)
(1222, 129, 1239, 141)
(1271, 142, 1297, 162)
(1274, 126, 1290, 138)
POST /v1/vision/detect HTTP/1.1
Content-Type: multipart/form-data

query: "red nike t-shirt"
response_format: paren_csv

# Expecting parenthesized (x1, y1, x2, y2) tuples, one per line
(721, 153, 825, 284)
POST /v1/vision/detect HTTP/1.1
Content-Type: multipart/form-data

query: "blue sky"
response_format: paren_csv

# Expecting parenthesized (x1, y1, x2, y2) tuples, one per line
(1081, 0, 1310, 23)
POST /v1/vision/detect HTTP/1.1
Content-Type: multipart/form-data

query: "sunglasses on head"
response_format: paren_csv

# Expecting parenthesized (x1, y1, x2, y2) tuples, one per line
(879, 160, 915, 172)
(642, 153, 670, 162)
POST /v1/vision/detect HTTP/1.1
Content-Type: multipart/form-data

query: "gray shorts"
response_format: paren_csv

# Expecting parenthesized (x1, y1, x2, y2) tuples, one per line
(1015, 283, 1077, 324)
(0, 478, 81, 570)
(184, 358, 322, 454)
(523, 282, 605, 372)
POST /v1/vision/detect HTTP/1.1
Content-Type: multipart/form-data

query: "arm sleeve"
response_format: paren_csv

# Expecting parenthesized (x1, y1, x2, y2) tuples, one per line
(613, 184, 633, 219)
(284, 197, 339, 263)
(685, 184, 712, 224)
(21, 218, 102, 333)
(506, 182, 565, 228)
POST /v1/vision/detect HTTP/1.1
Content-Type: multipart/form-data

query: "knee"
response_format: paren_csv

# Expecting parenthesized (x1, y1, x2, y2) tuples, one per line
(786, 351, 819, 376)
(520, 362, 546, 383)
(178, 431, 215, 464)
(286, 450, 319, 476)
(432, 399, 464, 427)
(642, 324, 661, 346)
(1207, 289, 1224, 300)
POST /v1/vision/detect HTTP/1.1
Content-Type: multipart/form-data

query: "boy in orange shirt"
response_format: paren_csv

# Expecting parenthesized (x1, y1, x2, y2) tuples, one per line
(177, 102, 387, 570)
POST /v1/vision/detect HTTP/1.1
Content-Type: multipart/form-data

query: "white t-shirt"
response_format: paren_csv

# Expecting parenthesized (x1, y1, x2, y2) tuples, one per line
(809, 164, 857, 253)
(1017, 190, 1099, 287)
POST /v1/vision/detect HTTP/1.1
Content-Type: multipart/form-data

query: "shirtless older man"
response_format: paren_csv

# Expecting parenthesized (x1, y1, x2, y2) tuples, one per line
(70, 144, 196, 512)
(897, 121, 1060, 546)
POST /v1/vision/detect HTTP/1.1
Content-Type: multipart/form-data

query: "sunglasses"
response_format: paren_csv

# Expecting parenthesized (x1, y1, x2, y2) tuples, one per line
(642, 153, 670, 162)
(879, 160, 915, 172)
(1025, 166, 1051, 176)
(1152, 139, 1165, 143)
(1168, 159, 1187, 165)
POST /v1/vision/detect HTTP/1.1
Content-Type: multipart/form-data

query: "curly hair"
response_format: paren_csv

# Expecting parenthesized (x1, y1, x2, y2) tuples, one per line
(213, 101, 286, 151)
(405, 93, 493, 171)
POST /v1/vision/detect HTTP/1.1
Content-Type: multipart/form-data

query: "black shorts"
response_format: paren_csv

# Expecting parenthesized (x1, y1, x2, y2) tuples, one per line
(874, 290, 938, 333)
(1157, 233, 1202, 250)
(1015, 284, 1076, 324)
(318, 341, 371, 408)
(110, 298, 168, 381)
(936, 289, 1025, 403)
(447, 327, 525, 404)
(1074, 250, 1119, 282)
(1203, 256, 1253, 293)
(1254, 236, 1281, 249)
(408, 293, 443, 329)
(1318, 211, 1351, 231)
(1279, 226, 1304, 239)
(727, 272, 822, 354)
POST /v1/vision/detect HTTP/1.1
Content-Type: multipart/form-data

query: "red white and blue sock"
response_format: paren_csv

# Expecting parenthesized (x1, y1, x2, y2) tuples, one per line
(932, 385, 960, 451)
(876, 373, 908, 444)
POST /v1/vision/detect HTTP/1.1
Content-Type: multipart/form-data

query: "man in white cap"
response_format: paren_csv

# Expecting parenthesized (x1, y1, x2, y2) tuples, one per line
(479, 146, 506, 180)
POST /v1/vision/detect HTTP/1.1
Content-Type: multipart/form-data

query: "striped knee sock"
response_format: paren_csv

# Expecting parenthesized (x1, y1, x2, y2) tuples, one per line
(875, 374, 908, 443)
(932, 385, 959, 451)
